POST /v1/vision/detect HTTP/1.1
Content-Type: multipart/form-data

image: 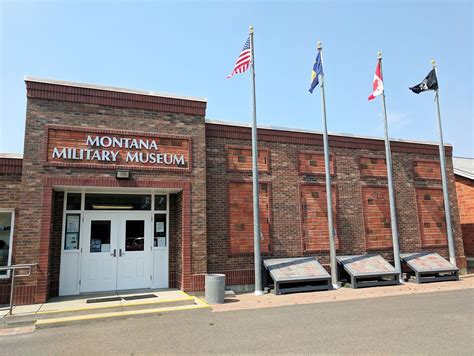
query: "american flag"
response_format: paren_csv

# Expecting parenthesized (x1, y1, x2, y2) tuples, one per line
(227, 36, 251, 78)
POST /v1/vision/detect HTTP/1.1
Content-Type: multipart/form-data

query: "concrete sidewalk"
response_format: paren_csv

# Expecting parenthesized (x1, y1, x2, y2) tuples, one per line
(211, 274, 474, 312)
(0, 289, 191, 318)
(0, 289, 209, 333)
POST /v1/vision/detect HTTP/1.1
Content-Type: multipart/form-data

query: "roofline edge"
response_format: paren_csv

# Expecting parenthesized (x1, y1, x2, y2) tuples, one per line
(24, 76, 208, 103)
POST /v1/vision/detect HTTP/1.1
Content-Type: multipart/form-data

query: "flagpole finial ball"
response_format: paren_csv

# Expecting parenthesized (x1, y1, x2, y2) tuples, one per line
(249, 26, 254, 33)
(431, 59, 436, 67)
(377, 51, 382, 59)
(317, 41, 322, 49)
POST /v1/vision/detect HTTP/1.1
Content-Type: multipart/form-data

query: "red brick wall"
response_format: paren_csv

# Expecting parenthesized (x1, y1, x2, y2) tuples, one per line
(461, 224, 474, 258)
(299, 151, 334, 175)
(0, 158, 22, 174)
(415, 188, 447, 247)
(48, 191, 64, 298)
(455, 175, 474, 257)
(229, 182, 270, 254)
(226, 146, 269, 173)
(168, 192, 182, 288)
(361, 187, 392, 250)
(300, 184, 338, 251)
(206, 124, 465, 277)
(360, 157, 387, 177)
(413, 160, 441, 180)
(13, 80, 208, 303)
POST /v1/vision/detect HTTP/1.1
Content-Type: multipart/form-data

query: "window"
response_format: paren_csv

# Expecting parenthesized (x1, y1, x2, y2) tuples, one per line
(66, 193, 82, 210)
(85, 194, 151, 210)
(64, 214, 81, 250)
(90, 220, 111, 253)
(154, 195, 167, 211)
(125, 220, 145, 251)
(0, 210, 14, 278)
(154, 214, 167, 247)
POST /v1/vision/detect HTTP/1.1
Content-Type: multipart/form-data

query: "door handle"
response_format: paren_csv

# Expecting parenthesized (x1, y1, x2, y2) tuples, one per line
(119, 248, 124, 257)
(111, 249, 116, 257)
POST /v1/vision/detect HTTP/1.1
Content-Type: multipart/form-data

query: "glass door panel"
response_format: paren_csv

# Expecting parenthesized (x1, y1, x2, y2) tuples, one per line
(154, 214, 167, 248)
(90, 221, 111, 253)
(125, 220, 145, 251)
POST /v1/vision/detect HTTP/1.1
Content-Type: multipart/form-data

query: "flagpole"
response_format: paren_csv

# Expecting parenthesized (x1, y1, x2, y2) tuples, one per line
(317, 42, 340, 289)
(378, 51, 403, 283)
(431, 59, 456, 266)
(249, 26, 263, 295)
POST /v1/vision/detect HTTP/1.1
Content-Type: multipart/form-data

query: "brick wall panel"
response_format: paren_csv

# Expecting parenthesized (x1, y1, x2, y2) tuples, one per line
(360, 157, 387, 177)
(415, 188, 447, 247)
(361, 186, 392, 250)
(299, 151, 334, 175)
(413, 160, 441, 180)
(226, 146, 269, 173)
(300, 184, 339, 252)
(229, 182, 270, 254)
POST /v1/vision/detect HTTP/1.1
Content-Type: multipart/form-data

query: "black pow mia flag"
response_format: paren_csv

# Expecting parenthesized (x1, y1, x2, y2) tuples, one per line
(409, 69, 439, 94)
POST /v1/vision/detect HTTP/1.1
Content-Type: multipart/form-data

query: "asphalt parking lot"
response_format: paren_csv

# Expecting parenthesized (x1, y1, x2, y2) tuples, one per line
(1, 289, 473, 355)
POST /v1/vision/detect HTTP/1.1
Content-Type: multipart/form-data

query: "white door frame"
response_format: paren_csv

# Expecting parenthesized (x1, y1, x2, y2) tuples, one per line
(59, 190, 171, 295)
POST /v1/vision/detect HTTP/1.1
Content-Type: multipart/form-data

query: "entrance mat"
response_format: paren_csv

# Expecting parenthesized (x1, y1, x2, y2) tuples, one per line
(86, 296, 123, 304)
(122, 294, 158, 301)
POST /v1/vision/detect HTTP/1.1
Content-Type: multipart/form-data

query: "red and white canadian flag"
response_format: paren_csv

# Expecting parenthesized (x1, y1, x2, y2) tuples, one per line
(368, 61, 384, 100)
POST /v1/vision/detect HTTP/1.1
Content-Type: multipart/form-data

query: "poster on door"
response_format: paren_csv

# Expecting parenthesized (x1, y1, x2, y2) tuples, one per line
(65, 214, 80, 250)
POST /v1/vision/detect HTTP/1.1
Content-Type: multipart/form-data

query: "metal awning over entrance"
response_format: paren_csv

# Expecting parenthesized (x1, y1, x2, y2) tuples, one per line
(263, 257, 331, 295)
(337, 255, 399, 289)
(400, 252, 459, 283)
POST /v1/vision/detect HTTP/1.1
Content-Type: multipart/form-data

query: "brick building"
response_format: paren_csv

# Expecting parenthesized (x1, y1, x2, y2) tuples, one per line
(0, 78, 467, 305)
(453, 157, 474, 265)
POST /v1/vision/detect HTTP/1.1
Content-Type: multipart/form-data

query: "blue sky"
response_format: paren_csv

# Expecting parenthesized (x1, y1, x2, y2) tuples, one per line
(1, 0, 472, 157)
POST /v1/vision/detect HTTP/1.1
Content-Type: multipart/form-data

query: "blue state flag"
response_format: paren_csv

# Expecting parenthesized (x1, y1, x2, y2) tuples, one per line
(309, 52, 323, 93)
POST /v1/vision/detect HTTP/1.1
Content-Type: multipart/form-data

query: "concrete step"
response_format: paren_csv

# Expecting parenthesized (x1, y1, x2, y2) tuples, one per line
(3, 296, 202, 329)
(2, 315, 37, 328)
(35, 299, 210, 329)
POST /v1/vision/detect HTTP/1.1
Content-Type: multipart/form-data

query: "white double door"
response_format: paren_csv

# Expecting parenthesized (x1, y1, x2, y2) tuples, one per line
(80, 212, 152, 293)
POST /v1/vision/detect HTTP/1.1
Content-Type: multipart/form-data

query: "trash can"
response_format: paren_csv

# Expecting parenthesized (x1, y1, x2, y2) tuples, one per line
(205, 273, 226, 304)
